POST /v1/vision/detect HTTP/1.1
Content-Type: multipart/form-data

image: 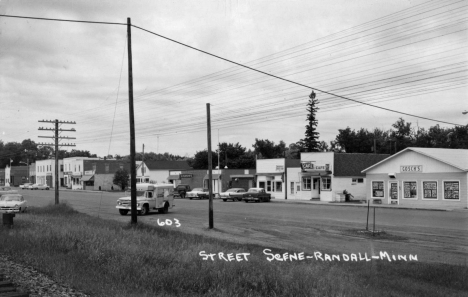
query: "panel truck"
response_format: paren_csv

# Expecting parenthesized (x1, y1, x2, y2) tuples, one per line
(116, 183, 175, 216)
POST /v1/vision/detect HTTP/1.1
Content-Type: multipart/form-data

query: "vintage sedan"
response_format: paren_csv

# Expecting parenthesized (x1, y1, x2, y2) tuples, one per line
(242, 188, 271, 203)
(220, 188, 246, 202)
(36, 184, 50, 190)
(186, 188, 209, 200)
(27, 184, 40, 190)
(0, 186, 18, 196)
(20, 183, 33, 189)
(0, 194, 27, 213)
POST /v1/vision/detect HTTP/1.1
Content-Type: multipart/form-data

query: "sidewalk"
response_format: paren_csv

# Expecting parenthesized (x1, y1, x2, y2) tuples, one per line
(270, 198, 468, 212)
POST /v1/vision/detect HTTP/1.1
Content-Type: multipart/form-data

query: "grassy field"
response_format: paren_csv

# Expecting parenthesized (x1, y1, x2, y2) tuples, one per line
(0, 203, 467, 297)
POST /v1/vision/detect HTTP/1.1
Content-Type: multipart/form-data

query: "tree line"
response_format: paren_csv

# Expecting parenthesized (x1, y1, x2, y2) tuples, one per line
(1, 118, 467, 170)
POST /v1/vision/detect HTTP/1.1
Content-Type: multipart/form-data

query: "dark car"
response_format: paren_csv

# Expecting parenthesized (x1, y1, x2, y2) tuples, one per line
(174, 184, 191, 198)
(242, 188, 271, 203)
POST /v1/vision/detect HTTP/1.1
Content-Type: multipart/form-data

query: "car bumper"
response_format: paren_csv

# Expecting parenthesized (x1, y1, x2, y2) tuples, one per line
(0, 208, 20, 213)
(116, 205, 142, 211)
(242, 197, 259, 201)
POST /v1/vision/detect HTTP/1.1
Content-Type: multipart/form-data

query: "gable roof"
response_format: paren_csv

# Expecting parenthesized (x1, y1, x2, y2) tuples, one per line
(334, 153, 390, 177)
(362, 147, 468, 173)
(143, 160, 192, 170)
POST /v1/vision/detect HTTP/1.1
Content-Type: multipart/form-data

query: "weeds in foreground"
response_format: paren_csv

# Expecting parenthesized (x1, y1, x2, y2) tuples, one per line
(0, 204, 467, 297)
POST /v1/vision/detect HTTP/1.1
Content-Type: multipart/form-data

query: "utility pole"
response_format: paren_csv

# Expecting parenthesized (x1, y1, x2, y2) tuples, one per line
(207, 103, 213, 229)
(127, 17, 137, 225)
(38, 120, 76, 205)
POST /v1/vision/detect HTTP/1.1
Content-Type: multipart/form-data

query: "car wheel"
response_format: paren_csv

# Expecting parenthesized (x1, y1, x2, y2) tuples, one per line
(158, 203, 169, 214)
(119, 209, 128, 216)
(47, 188, 49, 190)
(139, 205, 149, 216)
(189, 197, 192, 200)
(223, 199, 227, 202)
(244, 200, 248, 203)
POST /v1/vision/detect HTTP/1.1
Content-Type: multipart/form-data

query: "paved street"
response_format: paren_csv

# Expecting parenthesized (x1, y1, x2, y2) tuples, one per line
(20, 189, 468, 265)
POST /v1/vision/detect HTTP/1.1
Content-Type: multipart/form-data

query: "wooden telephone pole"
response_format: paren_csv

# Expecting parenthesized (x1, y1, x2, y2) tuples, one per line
(38, 120, 76, 205)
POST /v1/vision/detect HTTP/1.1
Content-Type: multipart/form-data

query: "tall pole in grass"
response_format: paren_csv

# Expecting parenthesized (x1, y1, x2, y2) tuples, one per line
(127, 17, 137, 224)
(207, 103, 213, 229)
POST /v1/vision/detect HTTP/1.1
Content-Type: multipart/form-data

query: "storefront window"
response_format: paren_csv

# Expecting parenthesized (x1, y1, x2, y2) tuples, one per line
(423, 181, 437, 199)
(372, 181, 384, 198)
(302, 177, 311, 190)
(444, 181, 460, 200)
(259, 181, 265, 189)
(267, 181, 272, 192)
(275, 181, 282, 192)
(403, 181, 417, 198)
(321, 177, 331, 191)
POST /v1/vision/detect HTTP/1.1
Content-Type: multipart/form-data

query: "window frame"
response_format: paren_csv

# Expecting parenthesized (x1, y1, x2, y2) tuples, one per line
(371, 181, 385, 199)
(321, 176, 331, 191)
(442, 180, 461, 201)
(302, 176, 311, 191)
(402, 180, 418, 199)
(421, 181, 438, 200)
(275, 181, 282, 192)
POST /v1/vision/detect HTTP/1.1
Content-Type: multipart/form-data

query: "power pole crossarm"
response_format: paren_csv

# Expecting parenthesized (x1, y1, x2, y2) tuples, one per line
(38, 119, 76, 204)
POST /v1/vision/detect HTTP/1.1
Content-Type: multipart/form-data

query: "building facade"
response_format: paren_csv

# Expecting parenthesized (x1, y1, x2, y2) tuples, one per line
(362, 147, 467, 209)
(36, 159, 64, 187)
(63, 157, 100, 189)
(81, 159, 131, 191)
(179, 169, 256, 194)
(255, 159, 301, 199)
(6, 166, 29, 187)
(136, 160, 192, 185)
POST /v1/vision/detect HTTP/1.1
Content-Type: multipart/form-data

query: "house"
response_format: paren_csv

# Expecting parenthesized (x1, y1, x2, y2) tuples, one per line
(136, 160, 192, 185)
(362, 147, 467, 209)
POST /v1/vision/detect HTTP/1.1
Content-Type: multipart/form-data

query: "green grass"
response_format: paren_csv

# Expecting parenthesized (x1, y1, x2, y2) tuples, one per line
(0, 203, 467, 296)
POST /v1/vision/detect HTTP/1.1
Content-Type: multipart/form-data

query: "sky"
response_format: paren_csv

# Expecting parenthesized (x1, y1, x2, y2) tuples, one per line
(0, 0, 467, 158)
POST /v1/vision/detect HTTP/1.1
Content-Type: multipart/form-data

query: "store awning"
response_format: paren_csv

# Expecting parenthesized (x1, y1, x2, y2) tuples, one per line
(81, 175, 94, 182)
(167, 175, 180, 180)
(301, 171, 332, 176)
(203, 174, 221, 180)
(256, 172, 283, 176)
(230, 174, 255, 179)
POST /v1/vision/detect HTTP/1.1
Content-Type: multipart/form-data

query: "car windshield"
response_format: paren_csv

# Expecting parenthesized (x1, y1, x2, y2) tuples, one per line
(124, 190, 146, 196)
(192, 188, 204, 191)
(0, 195, 21, 201)
(248, 189, 258, 192)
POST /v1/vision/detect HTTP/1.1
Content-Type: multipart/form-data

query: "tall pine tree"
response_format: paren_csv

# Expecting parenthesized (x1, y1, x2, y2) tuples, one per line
(298, 91, 320, 152)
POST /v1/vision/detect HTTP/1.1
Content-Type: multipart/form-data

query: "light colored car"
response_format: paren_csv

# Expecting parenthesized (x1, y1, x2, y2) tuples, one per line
(186, 188, 209, 200)
(36, 184, 50, 190)
(220, 188, 246, 202)
(0, 186, 18, 196)
(27, 184, 39, 190)
(0, 194, 27, 213)
(20, 183, 33, 189)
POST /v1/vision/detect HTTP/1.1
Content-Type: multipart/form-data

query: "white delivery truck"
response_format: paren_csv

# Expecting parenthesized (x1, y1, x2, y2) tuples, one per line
(116, 183, 175, 216)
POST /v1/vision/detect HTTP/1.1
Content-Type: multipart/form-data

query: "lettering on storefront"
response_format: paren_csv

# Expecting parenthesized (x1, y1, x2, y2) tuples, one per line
(180, 174, 193, 178)
(276, 165, 284, 171)
(400, 165, 422, 172)
(301, 162, 330, 172)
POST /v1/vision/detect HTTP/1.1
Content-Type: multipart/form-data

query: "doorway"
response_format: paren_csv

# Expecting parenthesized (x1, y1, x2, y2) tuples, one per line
(311, 178, 320, 199)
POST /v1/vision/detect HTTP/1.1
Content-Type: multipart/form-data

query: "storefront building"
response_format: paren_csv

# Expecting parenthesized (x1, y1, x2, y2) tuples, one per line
(287, 152, 389, 201)
(36, 159, 64, 187)
(179, 169, 256, 195)
(136, 160, 192, 185)
(81, 160, 131, 191)
(362, 147, 467, 209)
(256, 159, 300, 199)
(6, 166, 29, 187)
(63, 157, 100, 190)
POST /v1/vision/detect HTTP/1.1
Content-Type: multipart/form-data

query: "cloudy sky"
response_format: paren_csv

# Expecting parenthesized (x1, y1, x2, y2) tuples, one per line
(0, 0, 466, 158)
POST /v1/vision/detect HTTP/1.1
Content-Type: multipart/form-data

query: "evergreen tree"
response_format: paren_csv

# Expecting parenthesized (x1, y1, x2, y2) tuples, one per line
(298, 91, 320, 152)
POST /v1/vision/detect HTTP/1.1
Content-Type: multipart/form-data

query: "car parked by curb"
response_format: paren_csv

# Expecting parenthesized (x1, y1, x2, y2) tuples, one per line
(242, 188, 271, 203)
(220, 188, 246, 202)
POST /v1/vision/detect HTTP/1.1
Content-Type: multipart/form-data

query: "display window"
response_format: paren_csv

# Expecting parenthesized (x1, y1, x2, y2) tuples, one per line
(321, 176, 331, 191)
(443, 181, 460, 201)
(403, 181, 418, 199)
(422, 181, 438, 200)
(372, 181, 384, 198)
(302, 177, 311, 190)
(275, 181, 282, 192)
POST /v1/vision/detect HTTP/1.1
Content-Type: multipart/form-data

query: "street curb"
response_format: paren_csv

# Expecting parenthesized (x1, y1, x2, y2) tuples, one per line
(269, 199, 465, 212)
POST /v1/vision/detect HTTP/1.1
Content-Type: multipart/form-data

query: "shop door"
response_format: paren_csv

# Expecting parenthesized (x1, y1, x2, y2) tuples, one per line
(389, 182, 399, 205)
(311, 178, 320, 199)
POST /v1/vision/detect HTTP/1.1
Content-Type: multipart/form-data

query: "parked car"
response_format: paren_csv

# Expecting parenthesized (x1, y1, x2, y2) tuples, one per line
(0, 194, 27, 213)
(36, 184, 50, 190)
(27, 184, 40, 190)
(220, 188, 246, 202)
(186, 188, 209, 200)
(20, 183, 33, 189)
(242, 188, 271, 203)
(174, 184, 191, 198)
(0, 186, 18, 196)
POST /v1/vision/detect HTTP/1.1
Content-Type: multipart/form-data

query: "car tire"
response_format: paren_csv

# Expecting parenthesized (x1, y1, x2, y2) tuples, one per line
(223, 199, 227, 202)
(119, 209, 128, 216)
(139, 205, 149, 216)
(244, 200, 248, 203)
(189, 197, 192, 200)
(158, 203, 169, 214)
